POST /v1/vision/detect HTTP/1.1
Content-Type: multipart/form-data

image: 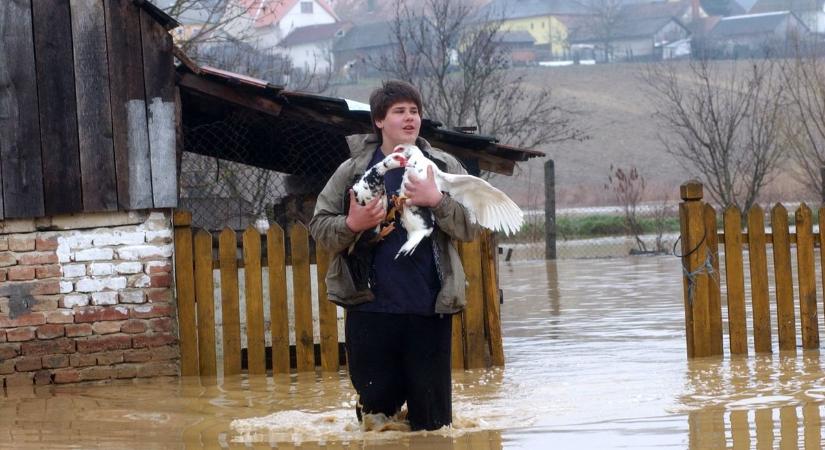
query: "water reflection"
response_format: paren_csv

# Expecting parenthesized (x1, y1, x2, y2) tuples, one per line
(9, 256, 825, 448)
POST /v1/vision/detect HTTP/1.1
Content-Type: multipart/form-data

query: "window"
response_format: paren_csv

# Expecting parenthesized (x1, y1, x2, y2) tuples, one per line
(301, 1, 313, 13)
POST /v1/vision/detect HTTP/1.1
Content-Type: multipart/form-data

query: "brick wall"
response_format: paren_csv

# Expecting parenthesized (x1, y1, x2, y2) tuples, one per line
(0, 211, 179, 387)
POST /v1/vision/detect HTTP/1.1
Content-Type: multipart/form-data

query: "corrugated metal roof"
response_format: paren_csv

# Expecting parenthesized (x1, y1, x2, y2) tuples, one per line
(175, 58, 543, 175)
(279, 21, 352, 47)
(332, 20, 396, 51)
(710, 11, 795, 36)
(477, 0, 590, 19)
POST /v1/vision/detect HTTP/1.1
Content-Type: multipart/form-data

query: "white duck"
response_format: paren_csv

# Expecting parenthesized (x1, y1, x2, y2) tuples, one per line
(394, 144, 523, 258)
(348, 152, 407, 253)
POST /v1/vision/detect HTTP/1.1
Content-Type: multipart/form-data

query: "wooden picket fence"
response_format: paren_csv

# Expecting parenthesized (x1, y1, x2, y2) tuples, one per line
(680, 181, 824, 358)
(172, 210, 505, 377)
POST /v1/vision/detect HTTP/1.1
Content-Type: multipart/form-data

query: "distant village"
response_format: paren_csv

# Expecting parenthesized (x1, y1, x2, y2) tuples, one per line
(160, 0, 824, 78)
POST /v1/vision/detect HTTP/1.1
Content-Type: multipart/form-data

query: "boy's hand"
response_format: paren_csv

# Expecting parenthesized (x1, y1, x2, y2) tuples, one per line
(404, 166, 443, 208)
(345, 190, 385, 232)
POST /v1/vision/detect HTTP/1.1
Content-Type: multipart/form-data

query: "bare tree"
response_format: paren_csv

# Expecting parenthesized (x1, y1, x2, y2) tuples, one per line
(645, 58, 788, 213)
(606, 165, 648, 252)
(778, 39, 825, 199)
(572, 0, 626, 62)
(374, 0, 585, 150)
(162, 0, 333, 93)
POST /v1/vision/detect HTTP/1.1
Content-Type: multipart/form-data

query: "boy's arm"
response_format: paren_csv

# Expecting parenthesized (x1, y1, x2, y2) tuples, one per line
(309, 161, 359, 254)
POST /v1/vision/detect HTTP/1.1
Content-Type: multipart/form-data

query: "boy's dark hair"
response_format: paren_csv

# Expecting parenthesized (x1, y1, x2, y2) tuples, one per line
(369, 80, 423, 138)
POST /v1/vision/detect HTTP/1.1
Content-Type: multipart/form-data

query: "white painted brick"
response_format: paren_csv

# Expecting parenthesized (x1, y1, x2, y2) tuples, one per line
(129, 274, 151, 288)
(90, 231, 116, 246)
(145, 229, 172, 243)
(89, 263, 114, 276)
(103, 277, 128, 291)
(93, 230, 145, 246)
(56, 237, 72, 263)
(140, 212, 170, 232)
(114, 306, 130, 315)
(64, 233, 94, 250)
(74, 248, 114, 262)
(144, 261, 171, 274)
(75, 278, 106, 293)
(117, 244, 173, 260)
(119, 290, 146, 304)
(91, 291, 118, 306)
(60, 281, 74, 294)
(62, 264, 87, 278)
(61, 294, 89, 308)
(115, 262, 143, 274)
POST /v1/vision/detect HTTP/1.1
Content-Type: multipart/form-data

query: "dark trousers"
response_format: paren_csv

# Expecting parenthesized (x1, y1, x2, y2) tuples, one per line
(345, 310, 453, 431)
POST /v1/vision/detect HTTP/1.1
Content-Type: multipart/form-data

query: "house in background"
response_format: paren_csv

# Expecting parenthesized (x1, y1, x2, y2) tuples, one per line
(476, 0, 590, 59)
(224, 0, 340, 48)
(496, 30, 538, 65)
(749, 0, 825, 34)
(331, 20, 395, 76)
(707, 11, 810, 56)
(278, 21, 352, 72)
(567, 0, 700, 62)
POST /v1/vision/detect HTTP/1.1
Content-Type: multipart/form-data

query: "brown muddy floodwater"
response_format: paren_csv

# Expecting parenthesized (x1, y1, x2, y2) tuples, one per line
(4, 255, 825, 449)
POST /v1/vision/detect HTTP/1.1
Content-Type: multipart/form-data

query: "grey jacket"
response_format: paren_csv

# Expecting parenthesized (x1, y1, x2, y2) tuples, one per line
(309, 134, 479, 314)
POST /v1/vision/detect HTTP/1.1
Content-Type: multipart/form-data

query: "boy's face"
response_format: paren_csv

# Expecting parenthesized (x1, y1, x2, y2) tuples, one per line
(375, 101, 421, 151)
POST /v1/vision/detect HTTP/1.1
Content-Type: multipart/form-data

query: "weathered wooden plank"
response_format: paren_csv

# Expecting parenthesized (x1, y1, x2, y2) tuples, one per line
(679, 196, 710, 357)
(703, 204, 723, 356)
(194, 229, 217, 377)
(722, 206, 747, 355)
(140, 10, 177, 207)
(315, 245, 339, 372)
(267, 224, 290, 374)
(105, 0, 152, 210)
(481, 230, 504, 366)
(291, 224, 315, 371)
(747, 206, 772, 353)
(451, 312, 465, 370)
(243, 226, 266, 375)
(219, 228, 242, 376)
(31, 0, 82, 215)
(459, 239, 487, 369)
(0, 0, 44, 218)
(796, 204, 819, 350)
(70, 0, 118, 211)
(771, 204, 796, 352)
(173, 220, 198, 376)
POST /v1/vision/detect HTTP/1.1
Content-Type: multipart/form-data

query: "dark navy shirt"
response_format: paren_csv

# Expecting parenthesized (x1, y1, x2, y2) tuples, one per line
(351, 147, 441, 316)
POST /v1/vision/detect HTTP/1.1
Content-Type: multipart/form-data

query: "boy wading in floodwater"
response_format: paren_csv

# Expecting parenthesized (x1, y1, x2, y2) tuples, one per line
(309, 80, 478, 431)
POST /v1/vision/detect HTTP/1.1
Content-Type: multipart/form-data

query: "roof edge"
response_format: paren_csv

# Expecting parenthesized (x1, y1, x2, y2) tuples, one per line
(134, 0, 181, 31)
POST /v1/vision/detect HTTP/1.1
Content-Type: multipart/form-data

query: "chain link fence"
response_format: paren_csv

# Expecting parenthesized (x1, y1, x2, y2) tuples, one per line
(179, 113, 683, 260)
(179, 110, 342, 232)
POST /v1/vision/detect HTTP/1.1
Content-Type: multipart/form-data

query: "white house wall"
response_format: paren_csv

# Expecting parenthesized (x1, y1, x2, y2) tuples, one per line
(287, 42, 333, 72)
(279, 1, 336, 41)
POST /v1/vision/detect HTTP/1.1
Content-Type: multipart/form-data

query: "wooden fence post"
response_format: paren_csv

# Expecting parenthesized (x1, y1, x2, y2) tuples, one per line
(544, 160, 556, 260)
(172, 210, 198, 376)
(679, 181, 713, 358)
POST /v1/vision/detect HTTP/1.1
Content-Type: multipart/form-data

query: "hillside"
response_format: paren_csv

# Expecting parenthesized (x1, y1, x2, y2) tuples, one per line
(332, 62, 810, 208)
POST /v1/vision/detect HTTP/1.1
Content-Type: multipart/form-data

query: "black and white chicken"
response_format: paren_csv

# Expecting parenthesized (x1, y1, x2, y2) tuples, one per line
(393, 144, 523, 257)
(348, 152, 407, 254)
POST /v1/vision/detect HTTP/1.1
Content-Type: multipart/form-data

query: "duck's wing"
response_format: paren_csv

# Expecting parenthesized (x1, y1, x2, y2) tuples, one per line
(437, 173, 523, 236)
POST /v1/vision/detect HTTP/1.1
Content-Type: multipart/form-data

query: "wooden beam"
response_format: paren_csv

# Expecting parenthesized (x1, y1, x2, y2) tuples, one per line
(0, 0, 45, 218)
(141, 9, 177, 208)
(177, 72, 283, 117)
(107, 0, 153, 210)
(71, 0, 118, 212)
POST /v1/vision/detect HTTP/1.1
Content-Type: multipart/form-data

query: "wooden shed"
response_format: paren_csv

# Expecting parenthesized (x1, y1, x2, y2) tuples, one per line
(0, 1, 183, 388)
(0, 0, 179, 219)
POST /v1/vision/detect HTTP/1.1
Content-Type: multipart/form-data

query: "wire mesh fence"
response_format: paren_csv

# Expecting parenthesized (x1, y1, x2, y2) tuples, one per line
(179, 110, 340, 232)
(179, 111, 682, 260)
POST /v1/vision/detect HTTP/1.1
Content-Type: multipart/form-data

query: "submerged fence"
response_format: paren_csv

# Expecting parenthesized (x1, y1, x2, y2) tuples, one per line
(680, 181, 823, 358)
(172, 211, 505, 377)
